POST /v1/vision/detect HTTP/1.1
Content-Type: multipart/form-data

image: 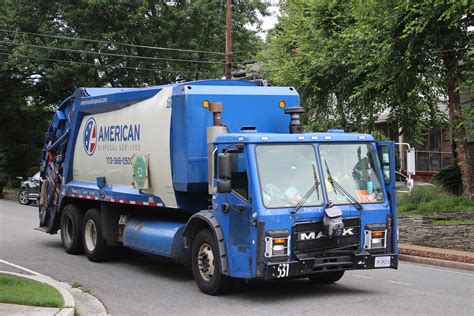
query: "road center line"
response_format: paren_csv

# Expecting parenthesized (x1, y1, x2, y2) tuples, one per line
(387, 280, 413, 286)
(351, 274, 374, 279)
(0, 259, 42, 276)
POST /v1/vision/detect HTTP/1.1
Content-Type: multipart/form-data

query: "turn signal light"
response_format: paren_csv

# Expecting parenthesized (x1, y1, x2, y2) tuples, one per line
(202, 100, 209, 108)
(372, 231, 384, 238)
(279, 101, 286, 108)
(273, 238, 287, 245)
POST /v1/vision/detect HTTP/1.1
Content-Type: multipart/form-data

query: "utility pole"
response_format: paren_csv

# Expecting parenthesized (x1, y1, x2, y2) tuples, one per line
(225, 0, 232, 79)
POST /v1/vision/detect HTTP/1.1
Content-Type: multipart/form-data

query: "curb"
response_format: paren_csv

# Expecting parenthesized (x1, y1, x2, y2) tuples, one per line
(0, 271, 75, 316)
(399, 254, 474, 271)
(0, 260, 107, 315)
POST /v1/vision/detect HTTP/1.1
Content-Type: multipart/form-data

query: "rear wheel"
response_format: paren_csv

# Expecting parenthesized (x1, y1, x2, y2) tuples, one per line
(18, 188, 31, 205)
(60, 204, 84, 254)
(83, 208, 110, 262)
(191, 229, 234, 295)
(308, 271, 345, 284)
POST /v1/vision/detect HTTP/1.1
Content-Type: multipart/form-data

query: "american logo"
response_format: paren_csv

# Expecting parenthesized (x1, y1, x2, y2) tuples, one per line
(83, 118, 97, 156)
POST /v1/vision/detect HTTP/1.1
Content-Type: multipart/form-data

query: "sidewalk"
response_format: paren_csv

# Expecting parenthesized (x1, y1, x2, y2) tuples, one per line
(0, 260, 107, 316)
(399, 243, 474, 271)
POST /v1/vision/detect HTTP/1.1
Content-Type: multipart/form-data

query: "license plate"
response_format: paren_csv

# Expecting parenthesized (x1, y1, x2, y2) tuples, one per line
(375, 256, 391, 268)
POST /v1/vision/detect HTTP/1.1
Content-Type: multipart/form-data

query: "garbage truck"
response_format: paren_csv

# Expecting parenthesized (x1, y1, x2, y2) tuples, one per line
(38, 79, 399, 294)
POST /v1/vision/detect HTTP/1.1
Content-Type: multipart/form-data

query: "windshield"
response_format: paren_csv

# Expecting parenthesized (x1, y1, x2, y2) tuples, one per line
(319, 143, 385, 205)
(256, 144, 323, 208)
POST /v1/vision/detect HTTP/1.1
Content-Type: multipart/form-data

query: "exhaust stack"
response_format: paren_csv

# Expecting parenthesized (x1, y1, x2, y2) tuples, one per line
(207, 102, 228, 194)
(284, 107, 305, 134)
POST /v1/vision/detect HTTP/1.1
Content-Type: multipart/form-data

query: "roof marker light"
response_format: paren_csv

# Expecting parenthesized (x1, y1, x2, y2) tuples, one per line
(297, 136, 305, 140)
(359, 135, 366, 139)
(238, 137, 244, 141)
(261, 136, 269, 141)
(324, 136, 332, 140)
(311, 136, 319, 140)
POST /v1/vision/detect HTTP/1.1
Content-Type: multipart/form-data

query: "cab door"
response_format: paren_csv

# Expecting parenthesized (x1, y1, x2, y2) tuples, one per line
(213, 143, 254, 278)
(376, 141, 397, 253)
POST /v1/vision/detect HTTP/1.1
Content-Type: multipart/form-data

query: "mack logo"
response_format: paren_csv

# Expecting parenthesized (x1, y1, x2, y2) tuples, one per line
(342, 228, 354, 236)
(299, 228, 354, 240)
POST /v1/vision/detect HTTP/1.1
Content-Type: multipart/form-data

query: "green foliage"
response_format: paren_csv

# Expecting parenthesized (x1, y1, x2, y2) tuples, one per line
(397, 186, 474, 211)
(0, 273, 64, 308)
(369, 130, 389, 142)
(433, 163, 462, 195)
(259, 0, 471, 142)
(431, 220, 474, 225)
(405, 186, 441, 204)
(418, 196, 474, 211)
(0, 0, 268, 181)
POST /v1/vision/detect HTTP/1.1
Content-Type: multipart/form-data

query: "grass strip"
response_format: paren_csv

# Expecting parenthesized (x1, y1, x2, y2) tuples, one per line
(0, 273, 64, 308)
(431, 220, 474, 225)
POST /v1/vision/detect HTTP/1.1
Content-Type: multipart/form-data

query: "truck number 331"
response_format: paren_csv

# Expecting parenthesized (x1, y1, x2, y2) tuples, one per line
(277, 263, 290, 278)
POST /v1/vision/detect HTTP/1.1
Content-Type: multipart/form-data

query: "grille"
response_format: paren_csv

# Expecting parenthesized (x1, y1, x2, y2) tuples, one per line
(292, 217, 360, 254)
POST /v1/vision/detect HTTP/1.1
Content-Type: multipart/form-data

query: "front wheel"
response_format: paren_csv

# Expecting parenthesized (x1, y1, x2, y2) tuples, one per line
(18, 188, 31, 205)
(308, 271, 345, 284)
(83, 208, 110, 262)
(191, 229, 234, 295)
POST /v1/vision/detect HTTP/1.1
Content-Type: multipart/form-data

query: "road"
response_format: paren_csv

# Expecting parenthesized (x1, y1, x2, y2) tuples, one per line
(1, 199, 473, 315)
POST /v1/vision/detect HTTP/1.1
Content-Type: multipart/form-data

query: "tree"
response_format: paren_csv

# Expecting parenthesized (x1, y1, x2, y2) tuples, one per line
(260, 0, 472, 198)
(0, 0, 267, 182)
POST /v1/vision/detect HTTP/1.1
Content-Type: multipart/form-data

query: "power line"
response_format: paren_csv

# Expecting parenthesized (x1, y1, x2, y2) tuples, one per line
(0, 52, 219, 76)
(254, 47, 472, 63)
(0, 40, 225, 64)
(0, 28, 228, 56)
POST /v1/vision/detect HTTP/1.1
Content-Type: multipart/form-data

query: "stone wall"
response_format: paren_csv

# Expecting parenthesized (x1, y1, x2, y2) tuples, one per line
(398, 210, 474, 252)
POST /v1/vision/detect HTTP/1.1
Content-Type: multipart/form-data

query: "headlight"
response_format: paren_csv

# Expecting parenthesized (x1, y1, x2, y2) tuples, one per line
(364, 224, 387, 250)
(265, 232, 290, 258)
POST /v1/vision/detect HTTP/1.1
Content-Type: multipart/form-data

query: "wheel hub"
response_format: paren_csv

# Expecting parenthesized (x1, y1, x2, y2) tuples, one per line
(19, 190, 28, 204)
(84, 219, 97, 252)
(64, 216, 73, 245)
(197, 243, 215, 281)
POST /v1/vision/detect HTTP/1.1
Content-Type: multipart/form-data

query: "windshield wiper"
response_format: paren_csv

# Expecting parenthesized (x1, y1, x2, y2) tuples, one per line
(324, 159, 363, 210)
(290, 164, 320, 214)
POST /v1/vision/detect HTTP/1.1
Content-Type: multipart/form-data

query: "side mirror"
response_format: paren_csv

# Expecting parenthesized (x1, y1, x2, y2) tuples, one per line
(217, 179, 231, 193)
(407, 148, 416, 175)
(217, 153, 232, 193)
(217, 153, 232, 179)
(377, 145, 391, 185)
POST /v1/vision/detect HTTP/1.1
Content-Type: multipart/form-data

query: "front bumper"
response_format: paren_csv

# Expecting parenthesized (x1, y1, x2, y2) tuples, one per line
(263, 253, 398, 279)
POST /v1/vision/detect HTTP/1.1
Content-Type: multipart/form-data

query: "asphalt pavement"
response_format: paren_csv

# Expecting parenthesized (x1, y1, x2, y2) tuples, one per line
(1, 199, 473, 315)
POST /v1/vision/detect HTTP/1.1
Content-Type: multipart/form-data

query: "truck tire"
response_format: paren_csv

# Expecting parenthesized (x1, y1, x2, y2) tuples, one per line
(191, 229, 234, 295)
(308, 271, 345, 284)
(60, 204, 84, 254)
(83, 208, 110, 262)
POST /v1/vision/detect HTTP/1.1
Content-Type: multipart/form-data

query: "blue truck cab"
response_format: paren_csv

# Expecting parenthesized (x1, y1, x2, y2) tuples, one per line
(38, 80, 398, 295)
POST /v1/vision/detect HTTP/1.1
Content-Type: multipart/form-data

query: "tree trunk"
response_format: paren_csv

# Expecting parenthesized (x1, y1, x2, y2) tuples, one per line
(335, 94, 347, 129)
(442, 51, 472, 199)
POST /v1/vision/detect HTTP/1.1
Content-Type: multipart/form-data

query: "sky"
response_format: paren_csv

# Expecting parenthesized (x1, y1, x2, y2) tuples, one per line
(246, 4, 280, 41)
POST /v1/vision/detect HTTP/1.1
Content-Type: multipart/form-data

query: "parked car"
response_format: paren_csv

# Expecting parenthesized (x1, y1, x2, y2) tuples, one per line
(395, 171, 434, 193)
(18, 172, 41, 205)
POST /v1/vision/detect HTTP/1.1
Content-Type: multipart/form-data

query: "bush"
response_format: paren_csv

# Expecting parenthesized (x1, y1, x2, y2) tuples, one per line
(433, 163, 462, 195)
(404, 186, 441, 205)
(397, 186, 474, 211)
(418, 196, 474, 211)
